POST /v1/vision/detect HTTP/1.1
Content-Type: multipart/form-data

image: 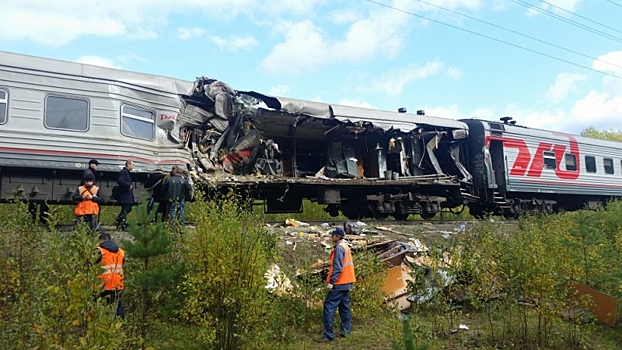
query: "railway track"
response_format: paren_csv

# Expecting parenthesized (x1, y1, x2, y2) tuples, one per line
(266, 219, 515, 227)
(46, 219, 515, 233)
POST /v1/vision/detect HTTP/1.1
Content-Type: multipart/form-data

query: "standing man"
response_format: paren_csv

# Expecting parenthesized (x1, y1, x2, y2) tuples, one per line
(73, 173, 102, 231)
(317, 226, 356, 342)
(162, 166, 192, 227)
(81, 159, 99, 185)
(114, 160, 135, 230)
(95, 232, 125, 319)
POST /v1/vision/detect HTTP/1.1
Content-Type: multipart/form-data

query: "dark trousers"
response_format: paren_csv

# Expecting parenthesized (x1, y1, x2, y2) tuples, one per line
(323, 289, 352, 340)
(76, 214, 98, 231)
(115, 204, 132, 228)
(167, 201, 186, 227)
(99, 290, 125, 319)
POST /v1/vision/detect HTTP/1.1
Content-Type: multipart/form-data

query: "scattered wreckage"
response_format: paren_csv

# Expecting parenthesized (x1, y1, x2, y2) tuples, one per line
(265, 220, 465, 311)
(169, 77, 473, 220)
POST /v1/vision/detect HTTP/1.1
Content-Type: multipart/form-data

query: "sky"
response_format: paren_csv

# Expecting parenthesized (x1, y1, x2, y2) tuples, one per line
(1, 0, 621, 135)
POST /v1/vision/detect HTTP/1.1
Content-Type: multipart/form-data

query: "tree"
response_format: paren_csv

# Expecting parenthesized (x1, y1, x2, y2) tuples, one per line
(580, 126, 622, 142)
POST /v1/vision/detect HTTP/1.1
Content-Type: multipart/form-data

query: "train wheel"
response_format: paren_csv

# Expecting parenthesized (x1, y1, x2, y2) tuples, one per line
(341, 202, 367, 220)
(325, 204, 340, 217)
(420, 211, 436, 220)
(502, 210, 518, 220)
(373, 212, 390, 220)
(392, 203, 409, 221)
(392, 212, 410, 221)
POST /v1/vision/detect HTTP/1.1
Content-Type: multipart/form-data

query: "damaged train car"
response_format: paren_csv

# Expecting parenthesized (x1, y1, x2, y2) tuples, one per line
(178, 79, 474, 219)
(0, 51, 474, 220)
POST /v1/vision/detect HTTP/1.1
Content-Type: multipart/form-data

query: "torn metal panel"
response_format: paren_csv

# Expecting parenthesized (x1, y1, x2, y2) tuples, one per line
(569, 281, 617, 326)
(276, 96, 332, 119)
(383, 264, 414, 311)
(331, 104, 468, 131)
(265, 96, 469, 132)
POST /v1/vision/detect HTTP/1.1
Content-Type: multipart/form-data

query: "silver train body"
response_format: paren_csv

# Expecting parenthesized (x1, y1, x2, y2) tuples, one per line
(1, 50, 620, 219)
(461, 118, 622, 218)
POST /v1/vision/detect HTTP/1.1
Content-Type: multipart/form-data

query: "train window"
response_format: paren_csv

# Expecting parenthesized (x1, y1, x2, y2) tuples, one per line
(543, 151, 556, 170)
(585, 156, 596, 173)
(565, 154, 577, 171)
(121, 105, 154, 140)
(45, 96, 88, 131)
(0, 89, 7, 124)
(604, 158, 614, 174)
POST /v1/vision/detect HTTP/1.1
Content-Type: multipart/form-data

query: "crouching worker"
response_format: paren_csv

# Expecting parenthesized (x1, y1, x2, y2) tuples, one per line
(317, 227, 356, 342)
(73, 173, 103, 231)
(95, 232, 125, 319)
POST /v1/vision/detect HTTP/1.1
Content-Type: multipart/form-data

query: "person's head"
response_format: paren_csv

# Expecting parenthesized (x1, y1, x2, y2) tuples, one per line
(98, 232, 112, 242)
(89, 159, 99, 169)
(330, 227, 345, 243)
(125, 160, 135, 171)
(84, 172, 95, 186)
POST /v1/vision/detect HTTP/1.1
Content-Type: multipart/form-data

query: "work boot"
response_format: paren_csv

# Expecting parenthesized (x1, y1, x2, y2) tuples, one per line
(315, 337, 333, 342)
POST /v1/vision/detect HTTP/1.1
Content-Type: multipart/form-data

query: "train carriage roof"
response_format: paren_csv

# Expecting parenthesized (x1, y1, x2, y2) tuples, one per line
(257, 95, 468, 132)
(0, 50, 193, 95)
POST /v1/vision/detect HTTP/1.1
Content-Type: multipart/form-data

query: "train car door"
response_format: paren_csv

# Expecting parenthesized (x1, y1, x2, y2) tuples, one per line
(488, 139, 506, 190)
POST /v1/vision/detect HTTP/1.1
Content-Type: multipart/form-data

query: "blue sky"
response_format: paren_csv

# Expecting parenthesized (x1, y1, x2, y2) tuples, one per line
(1, 0, 621, 134)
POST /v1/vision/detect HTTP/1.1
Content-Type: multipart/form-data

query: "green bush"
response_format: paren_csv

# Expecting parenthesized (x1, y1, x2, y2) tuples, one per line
(179, 192, 278, 349)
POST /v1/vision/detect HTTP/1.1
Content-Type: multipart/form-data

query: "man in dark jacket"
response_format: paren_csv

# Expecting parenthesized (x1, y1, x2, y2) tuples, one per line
(114, 160, 135, 230)
(80, 159, 99, 186)
(162, 166, 192, 227)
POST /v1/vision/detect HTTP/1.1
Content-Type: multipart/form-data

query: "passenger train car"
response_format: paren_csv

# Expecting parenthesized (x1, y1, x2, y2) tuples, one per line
(1, 50, 620, 220)
(461, 118, 622, 218)
(0, 51, 471, 220)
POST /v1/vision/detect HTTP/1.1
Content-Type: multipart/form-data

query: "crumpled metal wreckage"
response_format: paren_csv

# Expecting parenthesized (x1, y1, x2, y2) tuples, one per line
(163, 76, 467, 181)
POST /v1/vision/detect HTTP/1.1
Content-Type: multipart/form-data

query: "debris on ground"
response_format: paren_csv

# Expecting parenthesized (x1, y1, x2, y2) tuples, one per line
(268, 220, 466, 311)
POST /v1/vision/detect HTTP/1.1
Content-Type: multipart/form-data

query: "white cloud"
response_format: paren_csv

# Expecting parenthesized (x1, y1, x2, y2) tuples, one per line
(445, 66, 463, 80)
(569, 90, 622, 131)
(424, 104, 466, 120)
(261, 20, 329, 74)
(261, 1, 414, 74)
(209, 35, 258, 51)
(177, 27, 206, 41)
(541, 0, 582, 13)
(117, 52, 146, 65)
(592, 51, 622, 73)
(269, 84, 291, 96)
(337, 99, 375, 109)
(75, 55, 120, 69)
(328, 9, 364, 25)
(544, 72, 586, 104)
(0, 0, 322, 46)
(526, 0, 582, 16)
(369, 61, 445, 97)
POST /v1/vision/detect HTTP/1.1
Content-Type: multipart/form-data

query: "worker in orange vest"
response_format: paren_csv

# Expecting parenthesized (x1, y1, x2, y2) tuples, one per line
(317, 226, 356, 342)
(73, 172, 103, 231)
(95, 232, 125, 319)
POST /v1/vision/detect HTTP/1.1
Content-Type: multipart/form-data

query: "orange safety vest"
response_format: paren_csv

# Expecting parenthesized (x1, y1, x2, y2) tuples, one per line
(326, 241, 356, 285)
(75, 185, 100, 216)
(97, 246, 125, 291)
